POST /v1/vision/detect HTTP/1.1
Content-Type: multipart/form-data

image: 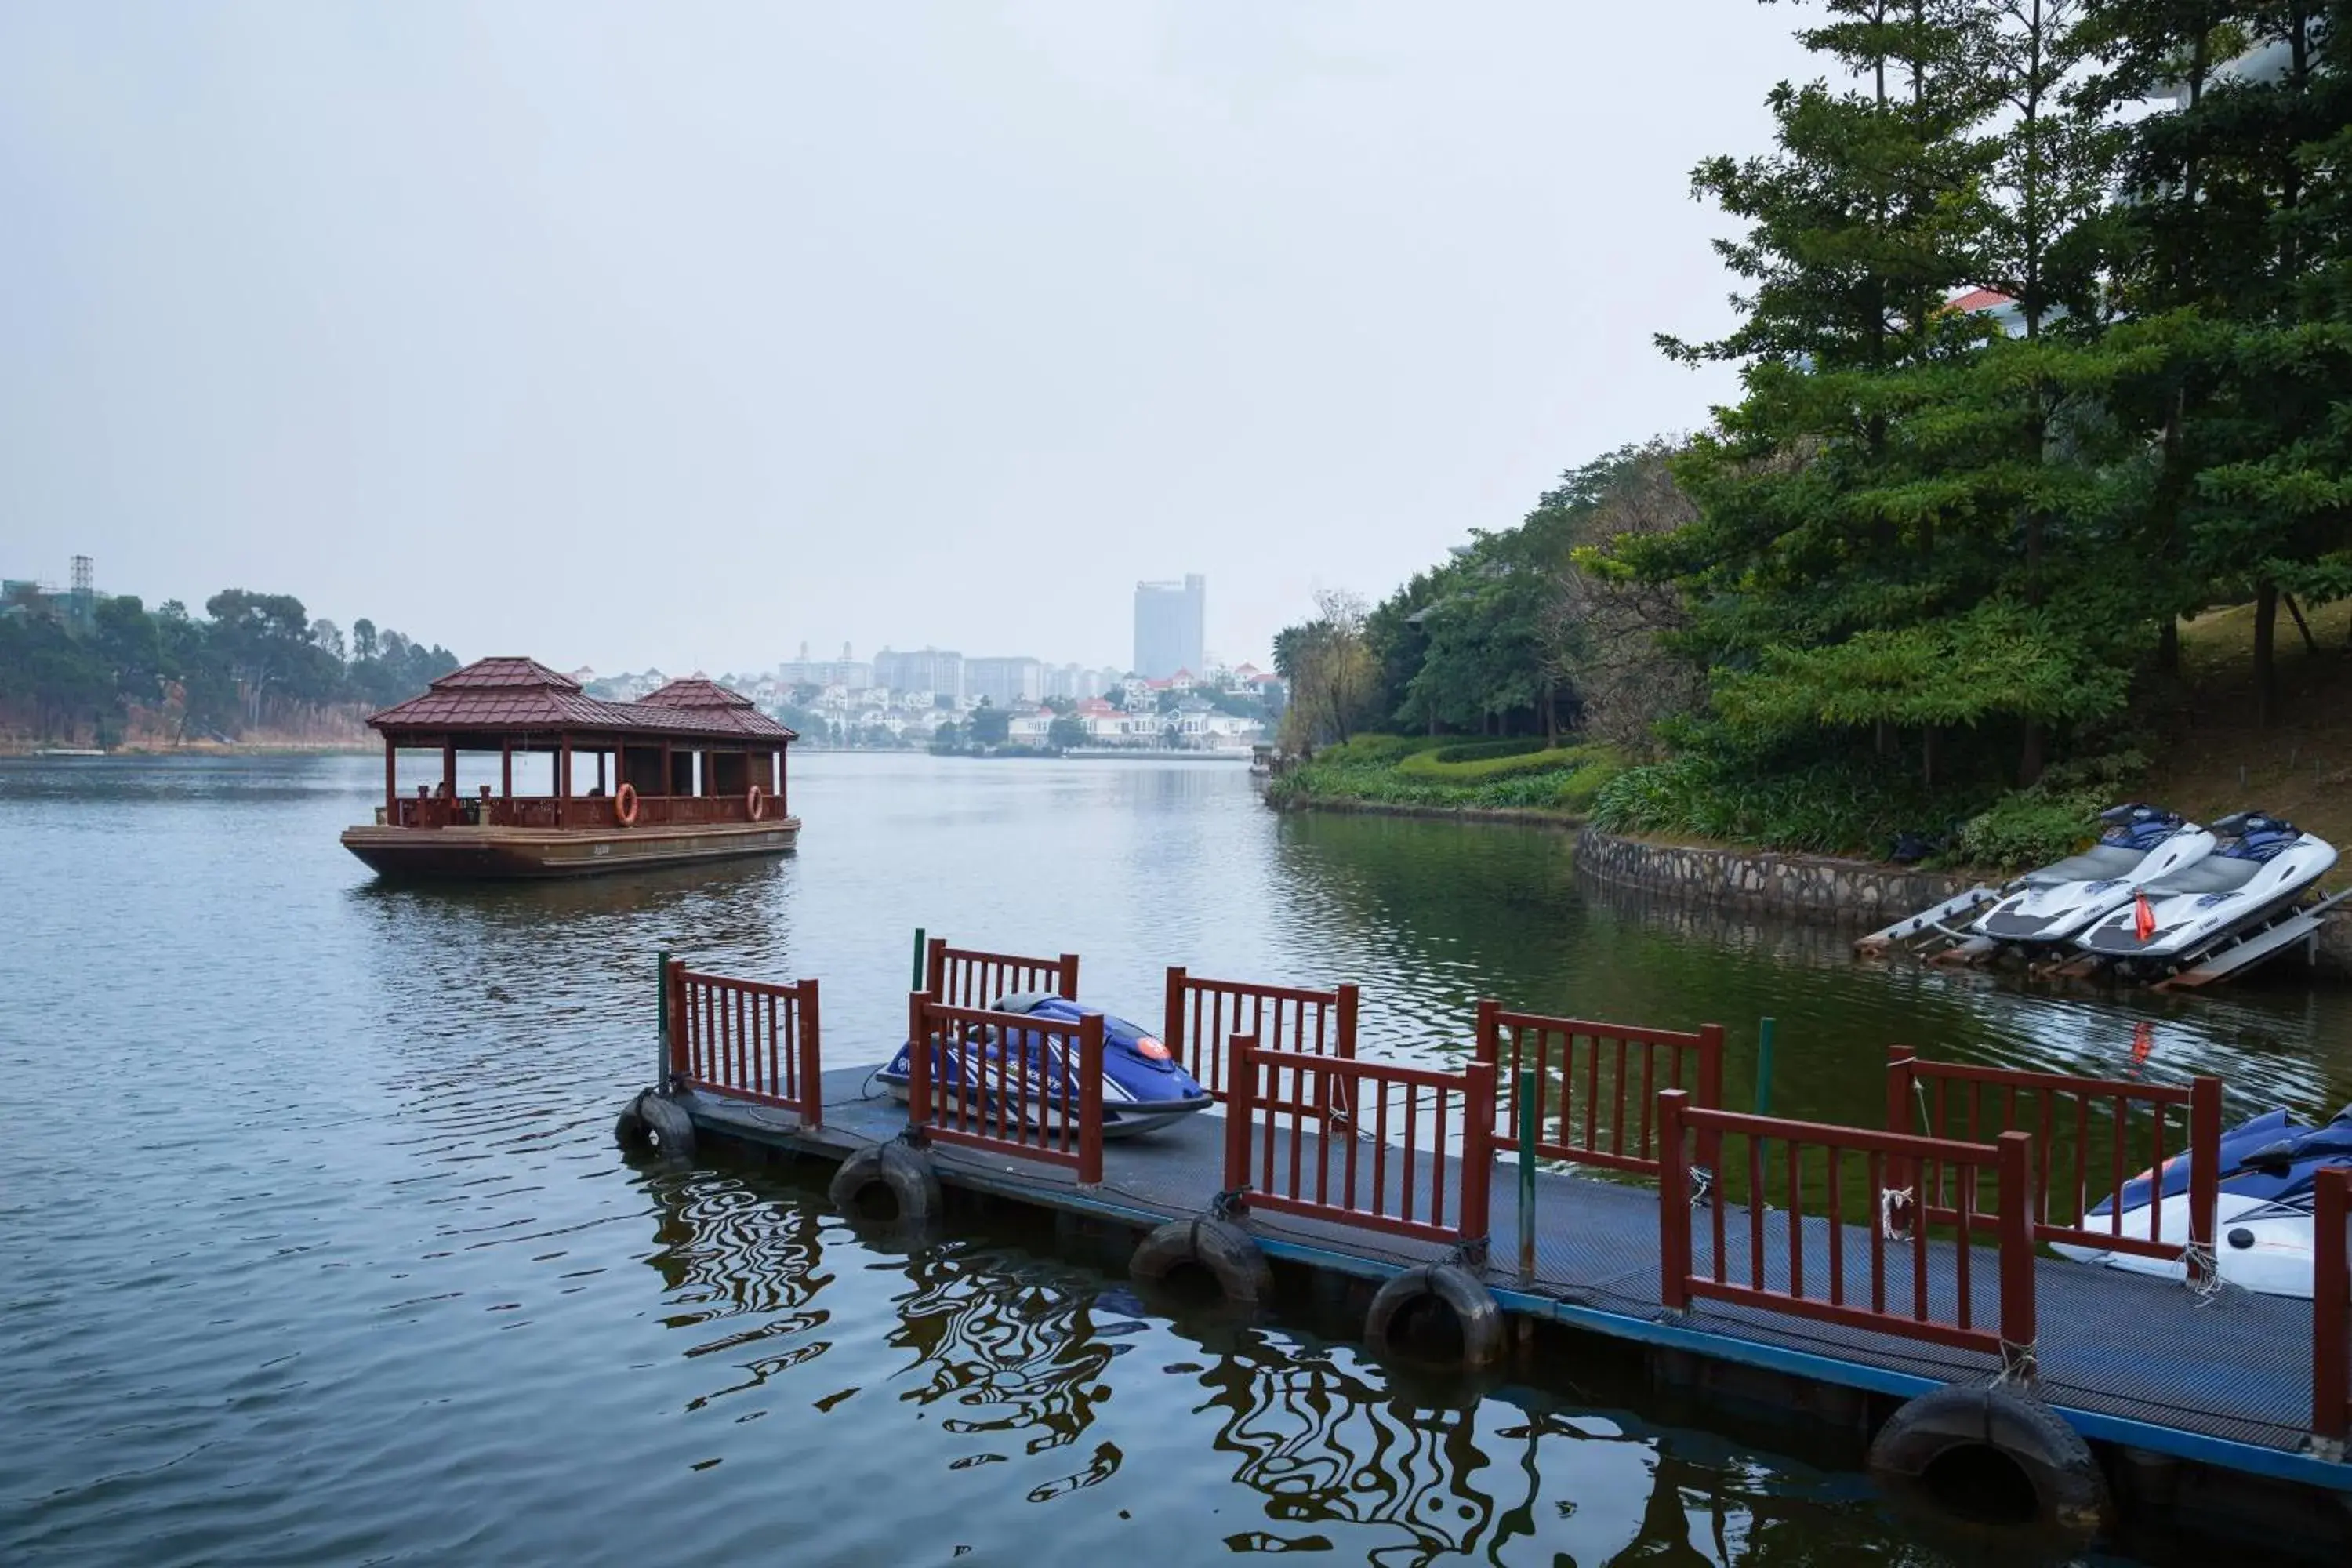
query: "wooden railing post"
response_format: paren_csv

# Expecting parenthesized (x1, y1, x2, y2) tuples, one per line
(797, 978, 824, 1128)
(1223, 1035, 1258, 1197)
(2187, 1075, 2223, 1287)
(1885, 1046, 1918, 1198)
(1163, 966, 1189, 1088)
(1657, 1090, 1690, 1311)
(906, 992, 932, 1133)
(1695, 1022, 1726, 1179)
(656, 949, 673, 1090)
(1058, 953, 1081, 1000)
(2315, 1165, 2350, 1445)
(1335, 983, 1360, 1060)
(924, 938, 947, 1000)
(1996, 1130, 2038, 1378)
(665, 957, 689, 1088)
(1076, 1011, 1105, 1185)
(1460, 1054, 1494, 1245)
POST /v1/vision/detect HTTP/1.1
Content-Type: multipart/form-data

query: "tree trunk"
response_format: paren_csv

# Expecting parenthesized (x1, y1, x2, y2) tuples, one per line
(2254, 582, 2279, 728)
(1922, 725, 1939, 789)
(2157, 618, 2179, 674)
(2019, 720, 2045, 788)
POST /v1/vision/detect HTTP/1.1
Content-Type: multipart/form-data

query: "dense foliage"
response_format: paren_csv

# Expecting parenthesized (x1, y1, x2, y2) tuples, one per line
(1265, 735, 1625, 815)
(1274, 1, 2351, 865)
(0, 587, 457, 745)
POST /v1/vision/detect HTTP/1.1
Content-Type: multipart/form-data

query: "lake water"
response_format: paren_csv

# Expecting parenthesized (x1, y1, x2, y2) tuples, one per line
(5, 752, 2347, 1565)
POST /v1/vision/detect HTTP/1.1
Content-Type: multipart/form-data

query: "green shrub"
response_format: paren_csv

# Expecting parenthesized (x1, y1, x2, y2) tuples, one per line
(1429, 738, 1550, 764)
(1396, 743, 1592, 783)
(1954, 792, 2104, 872)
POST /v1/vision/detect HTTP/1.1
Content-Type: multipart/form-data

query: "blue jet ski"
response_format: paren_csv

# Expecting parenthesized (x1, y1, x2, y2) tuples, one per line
(2054, 1102, 2352, 1298)
(877, 991, 1213, 1138)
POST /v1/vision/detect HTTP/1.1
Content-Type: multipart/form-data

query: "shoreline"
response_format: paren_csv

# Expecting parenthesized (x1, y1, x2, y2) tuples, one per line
(1264, 793, 1584, 829)
(1, 741, 376, 758)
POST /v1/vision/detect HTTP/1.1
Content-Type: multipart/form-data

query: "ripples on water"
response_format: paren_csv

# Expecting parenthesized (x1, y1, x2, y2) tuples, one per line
(5, 752, 2341, 1564)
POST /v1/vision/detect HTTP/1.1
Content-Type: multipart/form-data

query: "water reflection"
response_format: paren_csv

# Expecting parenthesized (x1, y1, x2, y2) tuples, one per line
(629, 1163, 1894, 1565)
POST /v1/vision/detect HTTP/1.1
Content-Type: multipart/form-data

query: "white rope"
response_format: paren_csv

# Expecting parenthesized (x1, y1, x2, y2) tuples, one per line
(1995, 1338, 2038, 1386)
(1688, 1166, 1715, 1207)
(2185, 1240, 2227, 1305)
(1880, 1186, 1915, 1240)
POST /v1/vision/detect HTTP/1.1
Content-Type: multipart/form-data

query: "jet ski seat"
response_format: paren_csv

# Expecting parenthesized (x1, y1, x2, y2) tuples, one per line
(2140, 856, 2263, 896)
(988, 991, 1059, 1016)
(2021, 843, 2146, 886)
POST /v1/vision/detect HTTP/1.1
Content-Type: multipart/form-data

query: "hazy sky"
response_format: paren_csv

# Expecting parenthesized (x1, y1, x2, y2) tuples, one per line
(2, 3, 1813, 675)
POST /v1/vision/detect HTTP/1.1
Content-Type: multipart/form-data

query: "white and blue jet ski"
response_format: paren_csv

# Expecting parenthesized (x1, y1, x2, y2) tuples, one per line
(877, 991, 1213, 1138)
(2053, 1102, 2352, 1298)
(2075, 811, 2339, 978)
(1968, 804, 2217, 955)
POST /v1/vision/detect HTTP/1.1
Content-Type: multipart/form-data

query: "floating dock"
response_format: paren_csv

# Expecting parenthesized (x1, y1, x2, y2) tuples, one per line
(619, 938, 2352, 1560)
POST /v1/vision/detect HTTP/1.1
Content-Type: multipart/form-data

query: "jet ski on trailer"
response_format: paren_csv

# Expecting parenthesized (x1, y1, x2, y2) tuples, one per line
(2074, 811, 2340, 982)
(2053, 1102, 2352, 1298)
(877, 991, 1213, 1138)
(1966, 804, 2217, 956)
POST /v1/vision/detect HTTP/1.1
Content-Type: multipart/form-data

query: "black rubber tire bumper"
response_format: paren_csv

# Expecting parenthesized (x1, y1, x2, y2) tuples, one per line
(1130, 1218, 1272, 1303)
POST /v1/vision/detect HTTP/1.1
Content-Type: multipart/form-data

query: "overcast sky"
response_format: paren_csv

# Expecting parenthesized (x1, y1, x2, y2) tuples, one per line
(2, 2, 1813, 676)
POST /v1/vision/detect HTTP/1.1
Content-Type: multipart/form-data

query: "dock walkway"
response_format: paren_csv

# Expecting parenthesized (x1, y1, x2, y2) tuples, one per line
(683, 1064, 2336, 1485)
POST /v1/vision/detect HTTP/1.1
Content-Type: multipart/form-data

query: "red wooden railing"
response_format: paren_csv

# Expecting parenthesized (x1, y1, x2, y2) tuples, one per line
(1222, 1036, 1494, 1247)
(1475, 1000, 1722, 1178)
(924, 938, 1080, 1011)
(1163, 967, 1357, 1105)
(666, 960, 823, 1126)
(2318, 1165, 2350, 1446)
(1888, 1048, 2221, 1280)
(906, 993, 1104, 1184)
(390, 793, 782, 830)
(1659, 1091, 2035, 1363)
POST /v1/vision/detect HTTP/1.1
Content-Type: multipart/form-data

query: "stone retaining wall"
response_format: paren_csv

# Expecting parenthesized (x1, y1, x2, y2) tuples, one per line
(1575, 826, 2352, 975)
(1573, 827, 1980, 931)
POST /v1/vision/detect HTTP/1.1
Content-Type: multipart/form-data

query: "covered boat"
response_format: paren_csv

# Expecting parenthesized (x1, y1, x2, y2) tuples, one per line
(339, 659, 800, 880)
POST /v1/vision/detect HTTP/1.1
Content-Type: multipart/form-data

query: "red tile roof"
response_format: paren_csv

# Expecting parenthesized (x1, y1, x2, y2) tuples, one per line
(1947, 288, 2016, 313)
(368, 658, 795, 742)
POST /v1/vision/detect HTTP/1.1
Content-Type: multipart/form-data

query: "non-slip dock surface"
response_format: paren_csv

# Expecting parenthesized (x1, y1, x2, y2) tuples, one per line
(681, 1065, 2325, 1461)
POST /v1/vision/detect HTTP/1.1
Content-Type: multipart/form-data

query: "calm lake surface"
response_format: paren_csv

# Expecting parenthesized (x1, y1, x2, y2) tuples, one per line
(5, 751, 2348, 1566)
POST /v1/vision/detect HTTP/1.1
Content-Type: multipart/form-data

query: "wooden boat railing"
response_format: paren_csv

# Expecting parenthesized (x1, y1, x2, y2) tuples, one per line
(387, 793, 784, 830)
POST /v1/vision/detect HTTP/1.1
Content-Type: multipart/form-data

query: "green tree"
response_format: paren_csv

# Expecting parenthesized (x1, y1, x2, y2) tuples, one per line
(969, 701, 1011, 746)
(1047, 715, 1088, 750)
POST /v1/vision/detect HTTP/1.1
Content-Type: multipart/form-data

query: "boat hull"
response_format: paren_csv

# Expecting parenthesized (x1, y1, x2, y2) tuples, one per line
(339, 817, 801, 880)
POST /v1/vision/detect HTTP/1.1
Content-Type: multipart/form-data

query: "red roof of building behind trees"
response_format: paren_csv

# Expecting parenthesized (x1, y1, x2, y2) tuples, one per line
(368, 658, 796, 742)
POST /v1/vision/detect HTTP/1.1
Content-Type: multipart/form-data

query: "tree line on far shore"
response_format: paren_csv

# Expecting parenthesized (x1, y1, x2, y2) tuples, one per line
(1275, 1, 2350, 859)
(0, 586, 458, 745)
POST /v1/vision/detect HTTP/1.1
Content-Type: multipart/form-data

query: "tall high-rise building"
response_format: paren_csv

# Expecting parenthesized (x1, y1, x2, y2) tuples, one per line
(873, 647, 964, 701)
(1133, 574, 1205, 679)
(964, 656, 1044, 707)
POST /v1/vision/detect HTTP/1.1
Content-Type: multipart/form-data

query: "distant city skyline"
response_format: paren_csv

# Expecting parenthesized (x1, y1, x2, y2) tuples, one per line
(1133, 574, 1207, 680)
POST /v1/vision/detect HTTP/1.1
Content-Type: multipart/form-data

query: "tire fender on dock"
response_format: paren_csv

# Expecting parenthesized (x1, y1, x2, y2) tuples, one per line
(829, 1143, 942, 1229)
(613, 1089, 696, 1160)
(1130, 1218, 1272, 1304)
(1364, 1263, 1502, 1370)
(1866, 1382, 2110, 1546)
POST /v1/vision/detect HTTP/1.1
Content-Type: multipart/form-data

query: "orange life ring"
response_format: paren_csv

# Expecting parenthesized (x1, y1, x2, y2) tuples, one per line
(746, 784, 766, 822)
(614, 782, 640, 826)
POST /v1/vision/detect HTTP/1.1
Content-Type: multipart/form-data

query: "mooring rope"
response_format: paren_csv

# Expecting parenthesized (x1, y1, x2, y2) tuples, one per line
(2185, 1240, 2228, 1305)
(1687, 1165, 1714, 1206)
(1995, 1338, 2038, 1386)
(1879, 1185, 1915, 1240)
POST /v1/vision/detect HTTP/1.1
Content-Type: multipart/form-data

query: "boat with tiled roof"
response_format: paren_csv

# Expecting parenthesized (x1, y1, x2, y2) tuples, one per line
(339, 657, 800, 879)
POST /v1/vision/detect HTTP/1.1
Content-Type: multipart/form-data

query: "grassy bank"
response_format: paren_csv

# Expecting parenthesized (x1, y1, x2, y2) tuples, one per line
(1265, 736, 1625, 819)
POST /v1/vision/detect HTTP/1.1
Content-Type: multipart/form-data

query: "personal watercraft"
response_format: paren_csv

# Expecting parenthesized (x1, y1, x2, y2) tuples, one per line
(2053, 1102, 2352, 1298)
(2074, 811, 2339, 974)
(877, 991, 1214, 1138)
(1968, 804, 2217, 953)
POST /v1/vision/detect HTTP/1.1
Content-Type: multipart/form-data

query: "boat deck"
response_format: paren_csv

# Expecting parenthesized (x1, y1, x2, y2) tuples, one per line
(680, 1063, 2342, 1486)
